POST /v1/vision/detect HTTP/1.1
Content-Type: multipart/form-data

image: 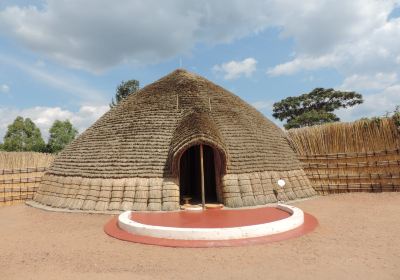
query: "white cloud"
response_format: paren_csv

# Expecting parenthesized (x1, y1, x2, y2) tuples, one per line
(0, 84, 10, 93)
(337, 84, 400, 121)
(0, 0, 397, 79)
(272, 1, 394, 55)
(341, 72, 398, 91)
(213, 58, 257, 80)
(0, 54, 107, 104)
(267, 1, 400, 77)
(251, 100, 273, 111)
(0, 1, 272, 73)
(0, 105, 109, 140)
(0, 0, 398, 77)
(267, 54, 339, 76)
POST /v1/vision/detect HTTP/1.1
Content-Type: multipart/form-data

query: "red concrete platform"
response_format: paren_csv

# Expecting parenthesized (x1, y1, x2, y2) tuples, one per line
(130, 207, 290, 228)
(104, 207, 318, 248)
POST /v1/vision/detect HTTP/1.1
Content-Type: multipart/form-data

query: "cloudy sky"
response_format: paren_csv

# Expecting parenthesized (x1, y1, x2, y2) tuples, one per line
(1, 0, 400, 139)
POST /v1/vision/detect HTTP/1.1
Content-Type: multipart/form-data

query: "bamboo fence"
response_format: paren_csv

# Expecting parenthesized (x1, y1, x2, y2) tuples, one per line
(287, 118, 400, 194)
(0, 152, 54, 206)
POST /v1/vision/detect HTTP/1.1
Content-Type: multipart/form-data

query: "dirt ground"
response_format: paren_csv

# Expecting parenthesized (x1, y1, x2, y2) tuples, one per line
(1, 193, 399, 280)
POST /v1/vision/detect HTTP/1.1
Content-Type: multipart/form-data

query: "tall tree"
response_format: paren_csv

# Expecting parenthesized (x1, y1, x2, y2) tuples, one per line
(273, 88, 363, 129)
(2, 116, 46, 152)
(47, 120, 79, 153)
(110, 79, 140, 108)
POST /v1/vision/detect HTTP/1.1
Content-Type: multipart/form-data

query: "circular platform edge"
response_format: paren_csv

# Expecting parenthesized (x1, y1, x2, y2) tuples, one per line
(104, 212, 318, 248)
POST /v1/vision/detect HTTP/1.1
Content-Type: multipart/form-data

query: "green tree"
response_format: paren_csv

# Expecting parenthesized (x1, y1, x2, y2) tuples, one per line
(110, 79, 140, 108)
(2, 116, 46, 152)
(47, 120, 78, 153)
(273, 88, 363, 129)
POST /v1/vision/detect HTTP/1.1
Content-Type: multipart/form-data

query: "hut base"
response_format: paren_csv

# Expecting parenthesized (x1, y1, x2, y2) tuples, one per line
(32, 169, 315, 212)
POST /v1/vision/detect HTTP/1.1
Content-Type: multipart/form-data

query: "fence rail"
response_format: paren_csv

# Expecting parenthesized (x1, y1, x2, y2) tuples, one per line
(303, 160, 400, 169)
(307, 172, 400, 180)
(0, 167, 48, 206)
(299, 148, 400, 194)
(314, 183, 399, 193)
(297, 148, 400, 160)
(0, 167, 48, 175)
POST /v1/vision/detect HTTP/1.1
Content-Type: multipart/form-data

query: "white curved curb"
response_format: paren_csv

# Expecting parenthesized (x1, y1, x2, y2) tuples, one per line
(118, 204, 304, 241)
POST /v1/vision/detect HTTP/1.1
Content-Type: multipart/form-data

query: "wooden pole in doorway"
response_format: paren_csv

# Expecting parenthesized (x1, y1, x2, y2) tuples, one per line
(200, 144, 205, 209)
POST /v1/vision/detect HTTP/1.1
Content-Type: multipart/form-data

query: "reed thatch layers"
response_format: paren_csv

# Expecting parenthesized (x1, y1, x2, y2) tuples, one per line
(287, 119, 400, 193)
(33, 69, 315, 212)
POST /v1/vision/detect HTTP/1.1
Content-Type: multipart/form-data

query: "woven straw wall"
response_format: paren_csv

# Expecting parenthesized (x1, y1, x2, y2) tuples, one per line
(288, 118, 400, 193)
(34, 168, 314, 211)
(0, 152, 54, 206)
(0, 167, 47, 206)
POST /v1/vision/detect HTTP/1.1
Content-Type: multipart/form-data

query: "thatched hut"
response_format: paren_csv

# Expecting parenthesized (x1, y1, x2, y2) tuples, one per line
(33, 69, 316, 212)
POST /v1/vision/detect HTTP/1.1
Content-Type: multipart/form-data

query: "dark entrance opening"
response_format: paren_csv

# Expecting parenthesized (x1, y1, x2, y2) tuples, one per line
(179, 145, 217, 204)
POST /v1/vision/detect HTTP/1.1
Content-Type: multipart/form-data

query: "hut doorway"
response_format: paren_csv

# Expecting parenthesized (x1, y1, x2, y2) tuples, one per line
(179, 144, 218, 204)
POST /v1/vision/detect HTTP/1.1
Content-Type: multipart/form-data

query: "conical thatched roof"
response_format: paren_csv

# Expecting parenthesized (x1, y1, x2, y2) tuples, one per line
(33, 69, 315, 212)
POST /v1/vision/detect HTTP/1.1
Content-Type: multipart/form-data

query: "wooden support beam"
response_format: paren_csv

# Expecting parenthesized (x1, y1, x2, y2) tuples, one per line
(200, 144, 205, 209)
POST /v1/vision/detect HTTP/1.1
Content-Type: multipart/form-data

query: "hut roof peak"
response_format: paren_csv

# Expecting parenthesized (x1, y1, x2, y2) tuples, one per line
(166, 68, 202, 81)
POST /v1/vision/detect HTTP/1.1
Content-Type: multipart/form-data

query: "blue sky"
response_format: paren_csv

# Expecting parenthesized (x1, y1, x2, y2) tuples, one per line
(1, 0, 400, 139)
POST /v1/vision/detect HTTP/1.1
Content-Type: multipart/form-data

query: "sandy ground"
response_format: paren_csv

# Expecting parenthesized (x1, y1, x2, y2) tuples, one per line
(1, 193, 400, 280)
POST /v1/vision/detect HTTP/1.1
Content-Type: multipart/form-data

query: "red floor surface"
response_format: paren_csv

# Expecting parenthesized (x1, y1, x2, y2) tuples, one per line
(104, 207, 319, 248)
(130, 207, 290, 228)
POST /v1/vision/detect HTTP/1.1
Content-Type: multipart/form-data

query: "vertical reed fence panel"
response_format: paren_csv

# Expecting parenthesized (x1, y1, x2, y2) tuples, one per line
(0, 152, 54, 206)
(287, 118, 400, 194)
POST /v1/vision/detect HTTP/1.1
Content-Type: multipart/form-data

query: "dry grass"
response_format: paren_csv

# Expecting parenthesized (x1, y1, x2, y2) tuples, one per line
(287, 118, 400, 194)
(0, 152, 54, 206)
(0, 152, 54, 169)
(287, 118, 400, 155)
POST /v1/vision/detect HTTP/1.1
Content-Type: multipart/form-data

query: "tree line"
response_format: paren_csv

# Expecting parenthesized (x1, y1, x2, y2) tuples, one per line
(0, 117, 78, 154)
(0, 79, 140, 154)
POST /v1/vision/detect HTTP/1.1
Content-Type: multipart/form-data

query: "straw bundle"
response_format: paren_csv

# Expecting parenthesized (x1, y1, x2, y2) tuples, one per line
(237, 173, 256, 206)
(161, 179, 179, 211)
(132, 178, 149, 211)
(148, 178, 163, 211)
(50, 176, 66, 208)
(94, 178, 112, 211)
(108, 178, 125, 210)
(260, 172, 278, 203)
(70, 177, 89, 209)
(121, 178, 136, 210)
(249, 172, 266, 205)
(66, 177, 82, 209)
(222, 174, 243, 208)
(59, 177, 74, 208)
